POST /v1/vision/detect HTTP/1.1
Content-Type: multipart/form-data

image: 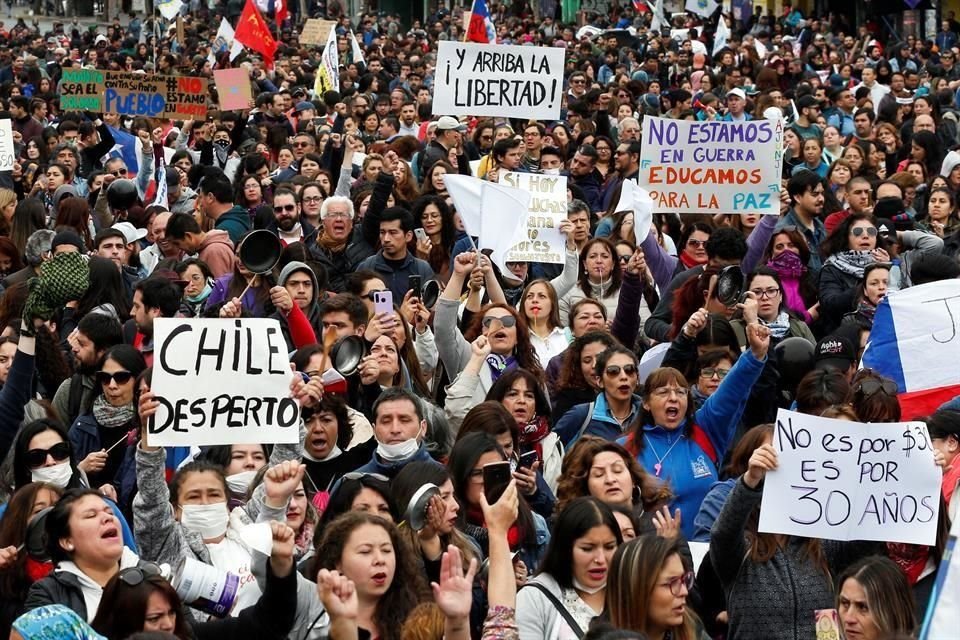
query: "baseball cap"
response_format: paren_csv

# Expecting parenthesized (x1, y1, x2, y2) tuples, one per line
(726, 88, 746, 101)
(295, 101, 315, 113)
(51, 230, 86, 254)
(436, 115, 467, 132)
(814, 335, 856, 372)
(111, 221, 148, 245)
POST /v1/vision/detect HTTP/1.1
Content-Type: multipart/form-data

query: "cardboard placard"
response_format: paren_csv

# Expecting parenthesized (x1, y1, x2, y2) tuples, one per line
(102, 71, 208, 119)
(213, 68, 253, 111)
(433, 41, 564, 120)
(60, 68, 105, 111)
(300, 18, 336, 45)
(499, 171, 566, 265)
(148, 318, 299, 447)
(758, 409, 942, 546)
(0, 119, 14, 171)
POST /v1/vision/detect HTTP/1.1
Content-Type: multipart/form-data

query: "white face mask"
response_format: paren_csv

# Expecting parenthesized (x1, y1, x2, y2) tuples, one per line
(31, 460, 73, 489)
(573, 576, 606, 594)
(225, 470, 257, 496)
(542, 167, 561, 175)
(376, 438, 420, 462)
(180, 503, 229, 539)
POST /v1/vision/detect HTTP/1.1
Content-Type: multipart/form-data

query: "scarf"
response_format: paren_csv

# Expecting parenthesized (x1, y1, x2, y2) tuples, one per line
(767, 249, 807, 280)
(466, 505, 523, 548)
(92, 395, 136, 429)
(213, 140, 230, 167)
(519, 416, 551, 460)
(854, 299, 877, 324)
(317, 230, 348, 255)
(485, 354, 517, 382)
(763, 311, 792, 339)
(825, 250, 875, 278)
(679, 250, 701, 270)
(886, 542, 929, 585)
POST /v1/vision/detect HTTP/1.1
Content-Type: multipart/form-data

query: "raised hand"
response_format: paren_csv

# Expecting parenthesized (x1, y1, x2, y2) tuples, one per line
(744, 443, 778, 489)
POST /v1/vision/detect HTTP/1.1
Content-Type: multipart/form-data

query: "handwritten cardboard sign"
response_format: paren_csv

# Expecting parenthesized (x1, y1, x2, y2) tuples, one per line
(213, 68, 253, 111)
(148, 318, 299, 447)
(60, 68, 104, 111)
(300, 18, 337, 45)
(639, 116, 783, 214)
(0, 119, 14, 171)
(499, 172, 566, 265)
(433, 41, 564, 120)
(758, 409, 941, 546)
(102, 72, 208, 119)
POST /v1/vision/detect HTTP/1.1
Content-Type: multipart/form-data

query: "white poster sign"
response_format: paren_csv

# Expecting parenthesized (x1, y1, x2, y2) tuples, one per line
(639, 116, 783, 214)
(433, 41, 564, 120)
(759, 410, 942, 546)
(0, 119, 14, 171)
(148, 318, 299, 447)
(499, 172, 566, 265)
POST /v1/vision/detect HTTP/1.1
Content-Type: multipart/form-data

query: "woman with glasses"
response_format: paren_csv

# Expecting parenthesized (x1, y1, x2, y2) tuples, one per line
(314, 472, 397, 537)
(605, 535, 701, 640)
(618, 323, 769, 539)
(818, 213, 889, 335)
(555, 346, 642, 446)
(593, 136, 614, 179)
(730, 267, 815, 348)
(448, 432, 550, 576)
(438, 252, 544, 429)
(297, 181, 326, 230)
(233, 175, 265, 221)
(67, 345, 145, 510)
(174, 258, 213, 318)
(411, 195, 456, 284)
(90, 521, 299, 640)
(517, 498, 623, 640)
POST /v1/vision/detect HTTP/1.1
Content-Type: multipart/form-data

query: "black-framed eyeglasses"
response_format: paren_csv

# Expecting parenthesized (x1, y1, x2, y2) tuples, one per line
(27, 442, 70, 468)
(482, 315, 517, 329)
(660, 571, 695, 596)
(97, 370, 133, 386)
(853, 378, 897, 397)
(751, 287, 780, 299)
(700, 367, 730, 379)
(605, 364, 638, 377)
(851, 227, 878, 237)
(118, 562, 162, 587)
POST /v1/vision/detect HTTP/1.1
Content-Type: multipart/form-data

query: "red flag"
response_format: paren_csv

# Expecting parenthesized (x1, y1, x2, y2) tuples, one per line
(235, 0, 278, 67)
(274, 0, 288, 28)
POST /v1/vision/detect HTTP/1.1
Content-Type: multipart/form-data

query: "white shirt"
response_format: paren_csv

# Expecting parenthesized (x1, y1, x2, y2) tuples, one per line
(530, 326, 570, 367)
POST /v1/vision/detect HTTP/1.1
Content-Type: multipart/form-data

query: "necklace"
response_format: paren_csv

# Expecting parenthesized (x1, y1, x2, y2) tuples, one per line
(644, 433, 685, 477)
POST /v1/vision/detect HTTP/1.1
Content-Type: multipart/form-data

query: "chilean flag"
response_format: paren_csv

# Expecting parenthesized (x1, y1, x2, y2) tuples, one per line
(466, 0, 496, 44)
(861, 280, 960, 420)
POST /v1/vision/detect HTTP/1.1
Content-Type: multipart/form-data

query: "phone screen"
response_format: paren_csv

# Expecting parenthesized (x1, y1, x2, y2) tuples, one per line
(483, 461, 512, 505)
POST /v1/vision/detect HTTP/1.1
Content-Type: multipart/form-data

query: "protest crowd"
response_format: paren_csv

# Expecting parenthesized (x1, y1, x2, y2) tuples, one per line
(1, 0, 960, 639)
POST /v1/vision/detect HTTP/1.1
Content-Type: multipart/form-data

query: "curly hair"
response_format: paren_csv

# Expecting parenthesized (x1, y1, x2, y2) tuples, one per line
(556, 331, 619, 393)
(555, 436, 671, 515)
(463, 302, 544, 380)
(314, 512, 428, 640)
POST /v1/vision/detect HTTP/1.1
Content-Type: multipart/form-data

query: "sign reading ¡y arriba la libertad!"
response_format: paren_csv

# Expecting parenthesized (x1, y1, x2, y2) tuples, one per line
(433, 41, 565, 120)
(148, 318, 299, 447)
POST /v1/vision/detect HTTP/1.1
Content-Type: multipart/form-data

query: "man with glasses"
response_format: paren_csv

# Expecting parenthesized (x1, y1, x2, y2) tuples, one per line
(268, 187, 313, 245)
(790, 95, 821, 139)
(520, 123, 544, 173)
(600, 141, 641, 212)
(567, 71, 588, 100)
(306, 196, 374, 293)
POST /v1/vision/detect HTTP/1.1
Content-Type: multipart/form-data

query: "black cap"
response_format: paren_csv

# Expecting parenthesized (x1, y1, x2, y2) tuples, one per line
(814, 335, 856, 372)
(797, 95, 819, 109)
(51, 230, 86, 254)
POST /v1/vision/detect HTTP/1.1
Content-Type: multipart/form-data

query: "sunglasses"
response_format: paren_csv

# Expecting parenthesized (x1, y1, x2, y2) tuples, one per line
(27, 442, 71, 468)
(851, 227, 878, 237)
(111, 168, 127, 177)
(274, 204, 297, 213)
(364, 289, 387, 301)
(482, 315, 517, 329)
(328, 471, 391, 496)
(605, 364, 638, 377)
(97, 370, 134, 386)
(618, 255, 632, 264)
(118, 562, 162, 587)
(686, 239, 707, 248)
(853, 378, 897, 397)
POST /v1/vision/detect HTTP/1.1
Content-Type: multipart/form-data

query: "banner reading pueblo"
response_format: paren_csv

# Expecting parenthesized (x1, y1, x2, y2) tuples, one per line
(61, 70, 208, 119)
(638, 116, 783, 214)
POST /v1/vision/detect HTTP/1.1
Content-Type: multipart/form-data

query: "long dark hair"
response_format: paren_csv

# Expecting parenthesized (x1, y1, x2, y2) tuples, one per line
(577, 237, 623, 298)
(313, 474, 398, 543)
(314, 513, 428, 640)
(486, 368, 551, 421)
(556, 331, 619, 392)
(75, 256, 132, 319)
(0, 482, 63, 601)
(447, 432, 538, 547)
(13, 419, 80, 491)
(819, 211, 882, 258)
(463, 303, 544, 380)
(537, 497, 622, 588)
(92, 573, 192, 640)
(84, 344, 147, 415)
(410, 195, 455, 274)
(10, 199, 46, 256)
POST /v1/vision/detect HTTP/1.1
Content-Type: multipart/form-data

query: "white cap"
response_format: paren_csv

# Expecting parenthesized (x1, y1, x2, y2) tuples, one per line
(436, 115, 467, 132)
(763, 106, 784, 121)
(726, 88, 746, 101)
(111, 221, 148, 245)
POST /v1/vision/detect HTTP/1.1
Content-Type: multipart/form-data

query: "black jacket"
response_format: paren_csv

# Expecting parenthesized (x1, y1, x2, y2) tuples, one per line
(304, 228, 375, 293)
(24, 570, 88, 620)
